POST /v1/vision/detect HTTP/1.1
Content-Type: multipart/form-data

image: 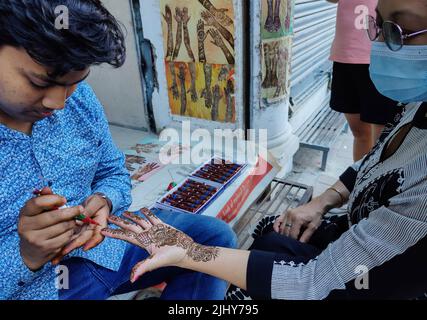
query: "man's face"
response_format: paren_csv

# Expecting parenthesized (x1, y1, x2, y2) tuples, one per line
(0, 46, 90, 126)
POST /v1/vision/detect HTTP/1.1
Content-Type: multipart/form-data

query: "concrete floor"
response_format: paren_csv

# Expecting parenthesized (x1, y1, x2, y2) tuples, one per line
(288, 130, 354, 197)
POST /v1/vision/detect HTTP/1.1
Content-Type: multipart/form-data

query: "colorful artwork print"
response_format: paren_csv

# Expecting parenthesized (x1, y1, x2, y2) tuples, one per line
(165, 62, 235, 122)
(161, 0, 235, 64)
(160, 0, 236, 123)
(130, 162, 163, 183)
(125, 154, 147, 172)
(130, 143, 159, 155)
(261, 0, 294, 40)
(261, 37, 292, 103)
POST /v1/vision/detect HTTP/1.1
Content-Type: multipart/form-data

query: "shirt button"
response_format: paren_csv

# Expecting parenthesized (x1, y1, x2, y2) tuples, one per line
(18, 281, 25, 287)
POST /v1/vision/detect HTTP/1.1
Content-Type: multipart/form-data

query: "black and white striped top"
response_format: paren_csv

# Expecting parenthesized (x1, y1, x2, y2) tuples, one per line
(247, 102, 427, 300)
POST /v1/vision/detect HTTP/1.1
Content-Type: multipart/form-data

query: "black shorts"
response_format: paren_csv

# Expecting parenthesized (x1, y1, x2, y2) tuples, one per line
(330, 62, 398, 125)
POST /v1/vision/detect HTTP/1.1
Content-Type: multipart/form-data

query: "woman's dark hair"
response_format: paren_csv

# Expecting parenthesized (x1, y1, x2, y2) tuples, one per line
(0, 0, 126, 77)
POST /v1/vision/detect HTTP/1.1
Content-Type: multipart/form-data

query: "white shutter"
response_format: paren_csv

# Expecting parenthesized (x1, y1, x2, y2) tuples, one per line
(290, 0, 337, 110)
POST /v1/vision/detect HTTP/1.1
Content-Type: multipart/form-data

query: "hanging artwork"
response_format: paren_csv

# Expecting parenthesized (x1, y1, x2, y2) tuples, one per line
(261, 0, 294, 40)
(261, 37, 292, 103)
(260, 0, 294, 106)
(160, 0, 236, 123)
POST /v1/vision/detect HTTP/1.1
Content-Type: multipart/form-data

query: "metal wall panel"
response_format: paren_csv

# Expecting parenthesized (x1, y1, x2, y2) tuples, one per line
(290, 0, 337, 108)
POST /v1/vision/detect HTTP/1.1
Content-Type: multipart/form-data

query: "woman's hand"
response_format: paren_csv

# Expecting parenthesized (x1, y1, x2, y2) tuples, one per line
(101, 208, 218, 283)
(273, 198, 326, 243)
(274, 182, 349, 243)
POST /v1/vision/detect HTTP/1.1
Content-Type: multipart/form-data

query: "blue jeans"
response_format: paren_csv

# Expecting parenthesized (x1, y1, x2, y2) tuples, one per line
(59, 209, 237, 300)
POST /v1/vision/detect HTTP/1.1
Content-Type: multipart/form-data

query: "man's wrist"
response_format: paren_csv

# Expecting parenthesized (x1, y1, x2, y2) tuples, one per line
(93, 192, 112, 212)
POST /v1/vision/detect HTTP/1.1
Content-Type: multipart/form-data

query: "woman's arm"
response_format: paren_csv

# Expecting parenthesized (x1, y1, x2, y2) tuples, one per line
(179, 247, 250, 290)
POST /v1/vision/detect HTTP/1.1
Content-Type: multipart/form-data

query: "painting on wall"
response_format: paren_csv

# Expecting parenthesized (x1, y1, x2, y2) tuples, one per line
(261, 0, 294, 40)
(160, 0, 236, 123)
(261, 37, 292, 103)
(260, 0, 294, 106)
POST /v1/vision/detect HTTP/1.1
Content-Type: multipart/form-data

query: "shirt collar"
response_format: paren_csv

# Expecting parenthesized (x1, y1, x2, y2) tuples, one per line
(0, 115, 56, 141)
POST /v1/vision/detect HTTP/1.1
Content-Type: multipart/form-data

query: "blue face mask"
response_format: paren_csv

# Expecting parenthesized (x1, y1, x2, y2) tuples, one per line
(369, 42, 427, 103)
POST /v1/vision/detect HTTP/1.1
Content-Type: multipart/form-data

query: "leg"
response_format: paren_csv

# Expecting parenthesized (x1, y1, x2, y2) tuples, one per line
(321, 149, 329, 171)
(344, 113, 373, 162)
(372, 124, 385, 145)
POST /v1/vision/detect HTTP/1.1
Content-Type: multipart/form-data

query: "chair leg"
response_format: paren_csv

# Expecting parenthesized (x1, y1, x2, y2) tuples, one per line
(321, 150, 329, 171)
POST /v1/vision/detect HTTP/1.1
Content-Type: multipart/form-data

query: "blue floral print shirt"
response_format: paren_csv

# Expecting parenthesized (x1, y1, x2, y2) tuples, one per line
(0, 82, 132, 300)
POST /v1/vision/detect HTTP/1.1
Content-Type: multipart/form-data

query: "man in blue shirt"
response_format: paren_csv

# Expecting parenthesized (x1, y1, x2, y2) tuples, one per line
(0, 0, 237, 300)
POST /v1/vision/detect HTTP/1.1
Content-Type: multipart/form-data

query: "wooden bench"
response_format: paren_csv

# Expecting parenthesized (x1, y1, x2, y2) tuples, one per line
(296, 101, 348, 171)
(233, 178, 313, 249)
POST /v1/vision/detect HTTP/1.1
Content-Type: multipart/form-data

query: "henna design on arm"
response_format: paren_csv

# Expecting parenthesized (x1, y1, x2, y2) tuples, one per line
(181, 7, 196, 62)
(105, 228, 138, 241)
(173, 8, 183, 61)
(109, 215, 133, 226)
(274, 46, 288, 98)
(136, 224, 219, 262)
(163, 5, 174, 60)
(140, 208, 157, 220)
(270, 42, 279, 88)
(262, 43, 272, 88)
(201, 64, 213, 109)
(169, 62, 179, 100)
(208, 29, 235, 65)
(188, 63, 198, 102)
(201, 11, 234, 50)
(178, 64, 187, 115)
(197, 20, 208, 63)
(265, 0, 274, 33)
(224, 79, 235, 123)
(211, 84, 223, 121)
(218, 65, 230, 81)
(198, 0, 233, 27)
(285, 0, 292, 31)
(273, 0, 282, 32)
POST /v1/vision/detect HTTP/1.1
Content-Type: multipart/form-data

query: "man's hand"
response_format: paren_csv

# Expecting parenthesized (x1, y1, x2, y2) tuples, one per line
(18, 187, 83, 271)
(51, 194, 111, 265)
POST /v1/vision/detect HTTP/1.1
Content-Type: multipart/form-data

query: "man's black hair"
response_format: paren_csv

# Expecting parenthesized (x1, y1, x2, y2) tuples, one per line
(0, 0, 126, 77)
